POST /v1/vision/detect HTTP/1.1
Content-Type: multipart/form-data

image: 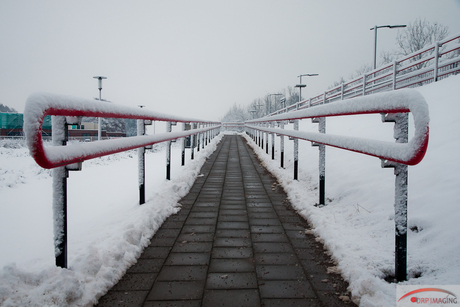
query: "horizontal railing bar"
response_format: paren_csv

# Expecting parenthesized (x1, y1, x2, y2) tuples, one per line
(246, 89, 429, 166)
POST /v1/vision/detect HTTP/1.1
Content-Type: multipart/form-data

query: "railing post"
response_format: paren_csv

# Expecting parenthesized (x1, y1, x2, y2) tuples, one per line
(166, 121, 172, 180)
(265, 123, 269, 154)
(271, 122, 275, 160)
(340, 83, 344, 100)
(434, 43, 440, 82)
(293, 119, 299, 180)
(191, 123, 195, 160)
(181, 123, 186, 166)
(137, 119, 145, 204)
(318, 117, 326, 206)
(52, 115, 68, 269)
(362, 74, 366, 96)
(279, 121, 284, 168)
(197, 123, 200, 152)
(382, 112, 409, 282)
(393, 60, 398, 90)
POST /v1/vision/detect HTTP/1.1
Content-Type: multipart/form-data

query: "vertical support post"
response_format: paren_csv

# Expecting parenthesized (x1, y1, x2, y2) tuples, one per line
(191, 123, 195, 160)
(293, 120, 299, 180)
(197, 123, 201, 152)
(382, 112, 409, 282)
(265, 123, 269, 154)
(318, 117, 326, 206)
(433, 43, 439, 82)
(280, 121, 284, 168)
(52, 116, 68, 268)
(362, 74, 366, 96)
(137, 119, 145, 205)
(166, 121, 172, 180)
(393, 60, 398, 90)
(181, 123, 186, 166)
(201, 123, 205, 149)
(340, 83, 344, 100)
(271, 122, 275, 160)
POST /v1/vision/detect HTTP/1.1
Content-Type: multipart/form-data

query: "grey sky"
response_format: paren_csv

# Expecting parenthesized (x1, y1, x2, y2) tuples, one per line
(1, 0, 460, 120)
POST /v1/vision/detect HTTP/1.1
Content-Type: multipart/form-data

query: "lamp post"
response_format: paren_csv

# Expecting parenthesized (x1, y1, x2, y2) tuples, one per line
(295, 74, 318, 106)
(293, 74, 318, 180)
(370, 25, 406, 69)
(93, 76, 107, 140)
(268, 93, 283, 114)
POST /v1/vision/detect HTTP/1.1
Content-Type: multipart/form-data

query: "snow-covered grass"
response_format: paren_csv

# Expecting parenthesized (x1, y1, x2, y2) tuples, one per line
(0, 75, 459, 307)
(243, 75, 460, 306)
(0, 135, 222, 307)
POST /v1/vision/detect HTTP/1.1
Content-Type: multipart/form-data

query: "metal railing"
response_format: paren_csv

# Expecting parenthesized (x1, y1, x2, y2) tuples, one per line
(272, 33, 460, 115)
(24, 92, 220, 268)
(245, 89, 430, 282)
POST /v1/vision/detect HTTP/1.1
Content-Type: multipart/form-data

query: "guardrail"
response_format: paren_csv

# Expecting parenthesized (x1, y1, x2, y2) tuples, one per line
(272, 33, 459, 115)
(24, 92, 220, 268)
(245, 89, 429, 282)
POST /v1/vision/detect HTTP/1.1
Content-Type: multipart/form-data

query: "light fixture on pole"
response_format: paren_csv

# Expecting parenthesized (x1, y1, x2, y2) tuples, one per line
(370, 25, 406, 69)
(93, 76, 107, 140)
(268, 93, 283, 113)
(295, 74, 318, 105)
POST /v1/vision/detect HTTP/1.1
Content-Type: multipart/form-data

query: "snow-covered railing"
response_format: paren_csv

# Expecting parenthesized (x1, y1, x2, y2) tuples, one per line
(24, 92, 220, 269)
(245, 89, 430, 282)
(270, 32, 459, 115)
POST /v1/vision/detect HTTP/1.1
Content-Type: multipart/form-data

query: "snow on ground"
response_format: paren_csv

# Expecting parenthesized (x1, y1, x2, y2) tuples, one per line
(243, 74, 460, 306)
(0, 75, 459, 307)
(0, 135, 222, 307)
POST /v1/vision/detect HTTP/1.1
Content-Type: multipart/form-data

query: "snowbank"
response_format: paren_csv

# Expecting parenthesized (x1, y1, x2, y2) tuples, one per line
(243, 75, 460, 306)
(0, 135, 222, 307)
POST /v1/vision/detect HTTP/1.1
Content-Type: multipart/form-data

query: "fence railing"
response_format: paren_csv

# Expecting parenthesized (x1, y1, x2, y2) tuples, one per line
(245, 89, 429, 282)
(24, 92, 220, 268)
(273, 33, 460, 115)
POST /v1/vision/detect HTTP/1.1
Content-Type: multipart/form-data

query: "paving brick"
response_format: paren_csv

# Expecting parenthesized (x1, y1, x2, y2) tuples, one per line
(177, 233, 214, 242)
(250, 225, 285, 234)
(96, 290, 148, 307)
(143, 300, 201, 307)
(172, 242, 213, 253)
(218, 215, 248, 222)
(217, 221, 250, 229)
(181, 225, 215, 233)
(259, 280, 316, 299)
(215, 229, 251, 238)
(251, 233, 289, 243)
(256, 265, 307, 280)
(165, 253, 210, 266)
(127, 259, 164, 273)
(147, 281, 205, 300)
(212, 247, 253, 259)
(255, 253, 299, 266)
(156, 265, 208, 281)
(140, 247, 171, 259)
(261, 298, 322, 307)
(206, 273, 258, 289)
(249, 219, 281, 226)
(111, 273, 157, 291)
(202, 289, 260, 307)
(213, 237, 251, 247)
(209, 258, 255, 273)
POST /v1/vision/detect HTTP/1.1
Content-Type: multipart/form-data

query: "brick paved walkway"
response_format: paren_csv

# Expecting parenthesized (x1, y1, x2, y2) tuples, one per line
(97, 135, 354, 307)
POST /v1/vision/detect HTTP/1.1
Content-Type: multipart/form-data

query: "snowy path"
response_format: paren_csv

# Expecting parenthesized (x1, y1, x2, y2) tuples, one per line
(97, 135, 353, 306)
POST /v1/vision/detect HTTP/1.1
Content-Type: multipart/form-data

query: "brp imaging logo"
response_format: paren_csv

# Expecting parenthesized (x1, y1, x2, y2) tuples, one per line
(397, 285, 460, 306)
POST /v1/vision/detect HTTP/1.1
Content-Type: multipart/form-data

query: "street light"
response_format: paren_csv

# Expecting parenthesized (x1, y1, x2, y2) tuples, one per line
(295, 74, 318, 105)
(268, 93, 283, 113)
(93, 76, 107, 140)
(370, 25, 406, 69)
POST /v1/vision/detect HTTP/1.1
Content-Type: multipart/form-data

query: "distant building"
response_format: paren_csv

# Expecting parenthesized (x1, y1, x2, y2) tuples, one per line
(0, 113, 126, 140)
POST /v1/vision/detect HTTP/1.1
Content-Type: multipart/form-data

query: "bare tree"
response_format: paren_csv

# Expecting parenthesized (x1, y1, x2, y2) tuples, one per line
(396, 18, 449, 56)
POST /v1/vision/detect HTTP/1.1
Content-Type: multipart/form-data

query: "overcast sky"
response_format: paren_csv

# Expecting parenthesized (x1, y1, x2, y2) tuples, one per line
(1, 0, 460, 120)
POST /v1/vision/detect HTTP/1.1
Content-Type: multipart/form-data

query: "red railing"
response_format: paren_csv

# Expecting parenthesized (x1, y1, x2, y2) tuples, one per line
(24, 92, 221, 269)
(245, 89, 429, 282)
